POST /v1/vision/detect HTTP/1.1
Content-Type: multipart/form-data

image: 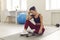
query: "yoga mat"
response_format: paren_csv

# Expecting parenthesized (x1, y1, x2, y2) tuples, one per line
(2, 26, 60, 40)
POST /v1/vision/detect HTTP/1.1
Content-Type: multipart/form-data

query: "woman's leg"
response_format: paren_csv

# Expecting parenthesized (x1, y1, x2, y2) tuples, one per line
(24, 20, 45, 34)
(24, 20, 35, 30)
(34, 25, 40, 34)
(34, 25, 45, 34)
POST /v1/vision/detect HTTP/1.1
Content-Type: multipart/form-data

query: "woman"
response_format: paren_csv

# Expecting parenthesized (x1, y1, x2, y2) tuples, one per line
(23, 6, 45, 35)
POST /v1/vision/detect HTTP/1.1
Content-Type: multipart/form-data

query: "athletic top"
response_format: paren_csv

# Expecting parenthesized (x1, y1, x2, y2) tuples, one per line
(31, 14, 41, 23)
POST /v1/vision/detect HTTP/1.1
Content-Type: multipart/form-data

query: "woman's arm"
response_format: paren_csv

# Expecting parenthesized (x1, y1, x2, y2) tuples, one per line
(39, 14, 43, 34)
(26, 11, 32, 20)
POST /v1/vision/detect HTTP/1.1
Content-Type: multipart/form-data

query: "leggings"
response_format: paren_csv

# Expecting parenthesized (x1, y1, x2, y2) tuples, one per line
(24, 20, 45, 34)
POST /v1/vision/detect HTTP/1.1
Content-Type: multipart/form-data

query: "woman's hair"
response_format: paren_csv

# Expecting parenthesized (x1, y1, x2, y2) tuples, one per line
(29, 6, 36, 11)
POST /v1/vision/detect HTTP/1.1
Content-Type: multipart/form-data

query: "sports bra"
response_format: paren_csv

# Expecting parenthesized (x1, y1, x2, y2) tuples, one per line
(31, 14, 41, 23)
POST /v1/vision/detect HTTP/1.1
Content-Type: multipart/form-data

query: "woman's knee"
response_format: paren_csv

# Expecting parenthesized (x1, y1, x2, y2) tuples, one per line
(25, 20, 31, 24)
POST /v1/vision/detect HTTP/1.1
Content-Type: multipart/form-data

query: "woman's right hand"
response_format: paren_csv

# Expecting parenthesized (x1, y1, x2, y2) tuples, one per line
(28, 11, 31, 15)
(26, 11, 32, 20)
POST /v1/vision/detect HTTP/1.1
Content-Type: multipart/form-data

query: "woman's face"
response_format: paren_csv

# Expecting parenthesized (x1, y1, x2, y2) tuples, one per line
(30, 10, 36, 15)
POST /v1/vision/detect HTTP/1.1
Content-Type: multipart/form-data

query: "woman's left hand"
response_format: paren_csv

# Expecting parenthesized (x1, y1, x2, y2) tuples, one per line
(38, 29, 42, 34)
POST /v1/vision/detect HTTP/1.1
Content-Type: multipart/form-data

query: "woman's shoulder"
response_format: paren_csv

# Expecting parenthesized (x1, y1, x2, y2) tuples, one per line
(38, 13, 42, 16)
(38, 13, 43, 18)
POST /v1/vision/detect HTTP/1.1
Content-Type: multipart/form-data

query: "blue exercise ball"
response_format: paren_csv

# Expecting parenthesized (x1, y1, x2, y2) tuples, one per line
(17, 13, 26, 24)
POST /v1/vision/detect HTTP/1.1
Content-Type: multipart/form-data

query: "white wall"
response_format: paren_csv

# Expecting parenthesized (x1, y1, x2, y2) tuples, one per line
(0, 0, 52, 25)
(0, 0, 60, 25)
(0, 0, 1, 22)
(0, 0, 7, 22)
